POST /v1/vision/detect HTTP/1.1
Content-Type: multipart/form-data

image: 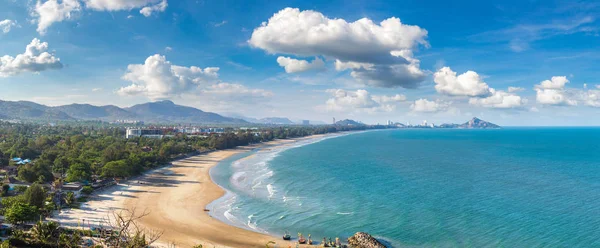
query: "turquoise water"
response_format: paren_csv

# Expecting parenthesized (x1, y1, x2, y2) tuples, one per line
(210, 128, 600, 247)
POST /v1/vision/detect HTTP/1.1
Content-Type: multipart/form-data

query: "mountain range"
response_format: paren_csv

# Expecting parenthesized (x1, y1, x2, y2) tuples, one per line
(0, 100, 247, 124)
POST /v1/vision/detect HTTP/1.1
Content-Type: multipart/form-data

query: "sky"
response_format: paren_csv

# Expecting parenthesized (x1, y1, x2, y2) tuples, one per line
(0, 0, 599, 126)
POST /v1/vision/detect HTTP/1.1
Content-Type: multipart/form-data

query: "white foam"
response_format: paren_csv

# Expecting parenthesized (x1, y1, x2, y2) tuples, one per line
(267, 184, 276, 198)
(208, 131, 364, 235)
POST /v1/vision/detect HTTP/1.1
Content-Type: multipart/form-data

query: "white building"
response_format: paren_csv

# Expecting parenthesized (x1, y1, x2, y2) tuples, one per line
(126, 128, 163, 139)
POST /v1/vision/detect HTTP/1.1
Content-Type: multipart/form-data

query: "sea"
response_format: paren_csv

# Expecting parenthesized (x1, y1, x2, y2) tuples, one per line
(208, 128, 600, 247)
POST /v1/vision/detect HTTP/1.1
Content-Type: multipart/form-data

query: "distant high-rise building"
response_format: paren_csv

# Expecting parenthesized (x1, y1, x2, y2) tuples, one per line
(423, 120, 428, 126)
(387, 120, 393, 125)
(333, 117, 336, 125)
(302, 120, 310, 125)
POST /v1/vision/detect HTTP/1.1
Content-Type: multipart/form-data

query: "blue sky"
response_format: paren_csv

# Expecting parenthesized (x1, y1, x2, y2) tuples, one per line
(1, 0, 599, 125)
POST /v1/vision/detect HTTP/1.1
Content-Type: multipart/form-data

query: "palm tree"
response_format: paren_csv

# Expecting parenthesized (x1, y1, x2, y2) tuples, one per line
(31, 220, 59, 244)
(59, 232, 82, 248)
(64, 192, 75, 206)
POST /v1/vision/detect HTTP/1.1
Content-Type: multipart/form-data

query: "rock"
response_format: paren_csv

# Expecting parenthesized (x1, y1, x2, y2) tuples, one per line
(347, 232, 386, 248)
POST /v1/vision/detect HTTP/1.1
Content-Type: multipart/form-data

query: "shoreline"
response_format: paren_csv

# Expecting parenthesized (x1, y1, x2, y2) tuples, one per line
(51, 133, 347, 248)
(206, 131, 353, 235)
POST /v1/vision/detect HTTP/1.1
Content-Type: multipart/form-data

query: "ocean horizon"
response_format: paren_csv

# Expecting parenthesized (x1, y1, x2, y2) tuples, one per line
(210, 127, 600, 247)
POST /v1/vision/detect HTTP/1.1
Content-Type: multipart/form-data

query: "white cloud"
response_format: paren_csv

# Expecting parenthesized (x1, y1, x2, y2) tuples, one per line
(371, 94, 406, 103)
(31, 0, 167, 34)
(583, 88, 600, 107)
(0, 38, 63, 77)
(92, 87, 102, 92)
(535, 88, 578, 106)
(203, 83, 273, 98)
(537, 76, 569, 89)
(84, 0, 163, 11)
(434, 67, 491, 97)
(117, 54, 271, 103)
(32, 0, 81, 35)
(0, 19, 18, 34)
(164, 46, 172, 51)
(276, 56, 325, 73)
(508, 86, 525, 93)
(470, 16, 596, 52)
(509, 39, 529, 52)
(334, 60, 373, 71)
(469, 88, 527, 109)
(249, 8, 428, 88)
(534, 76, 578, 106)
(214, 20, 227, 27)
(323, 89, 401, 113)
(410, 98, 450, 113)
(117, 54, 219, 99)
(139, 0, 167, 17)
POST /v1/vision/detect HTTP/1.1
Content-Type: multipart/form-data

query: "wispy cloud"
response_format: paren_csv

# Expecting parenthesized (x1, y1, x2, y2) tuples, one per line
(470, 16, 597, 52)
(226, 61, 252, 70)
(214, 20, 227, 27)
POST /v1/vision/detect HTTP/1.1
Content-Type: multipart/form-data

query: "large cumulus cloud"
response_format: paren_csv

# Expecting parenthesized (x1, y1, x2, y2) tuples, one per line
(249, 8, 428, 88)
(434, 67, 526, 109)
(0, 38, 63, 77)
(534, 76, 600, 107)
(117, 54, 272, 102)
(534, 76, 578, 106)
(117, 54, 219, 99)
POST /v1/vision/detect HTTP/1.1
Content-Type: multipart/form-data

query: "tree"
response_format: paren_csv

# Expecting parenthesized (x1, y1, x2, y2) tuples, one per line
(99, 208, 163, 248)
(5, 202, 39, 225)
(0, 195, 25, 215)
(53, 156, 69, 174)
(66, 163, 91, 182)
(102, 143, 126, 163)
(30, 220, 59, 244)
(24, 183, 46, 209)
(59, 231, 82, 248)
(17, 165, 37, 183)
(102, 160, 131, 178)
(64, 192, 76, 206)
(82, 185, 93, 195)
(17, 162, 52, 183)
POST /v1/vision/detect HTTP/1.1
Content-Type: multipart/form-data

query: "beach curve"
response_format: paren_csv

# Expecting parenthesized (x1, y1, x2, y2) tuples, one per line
(51, 135, 332, 248)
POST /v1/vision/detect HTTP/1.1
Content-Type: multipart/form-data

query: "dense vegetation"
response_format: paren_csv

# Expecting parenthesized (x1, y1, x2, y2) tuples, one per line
(0, 121, 378, 182)
(0, 121, 384, 247)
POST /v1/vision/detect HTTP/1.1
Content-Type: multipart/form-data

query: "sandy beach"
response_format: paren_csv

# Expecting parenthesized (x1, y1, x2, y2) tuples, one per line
(51, 136, 328, 248)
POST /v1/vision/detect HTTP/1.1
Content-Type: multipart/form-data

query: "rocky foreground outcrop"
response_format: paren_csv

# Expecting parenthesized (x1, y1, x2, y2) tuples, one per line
(347, 232, 387, 248)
